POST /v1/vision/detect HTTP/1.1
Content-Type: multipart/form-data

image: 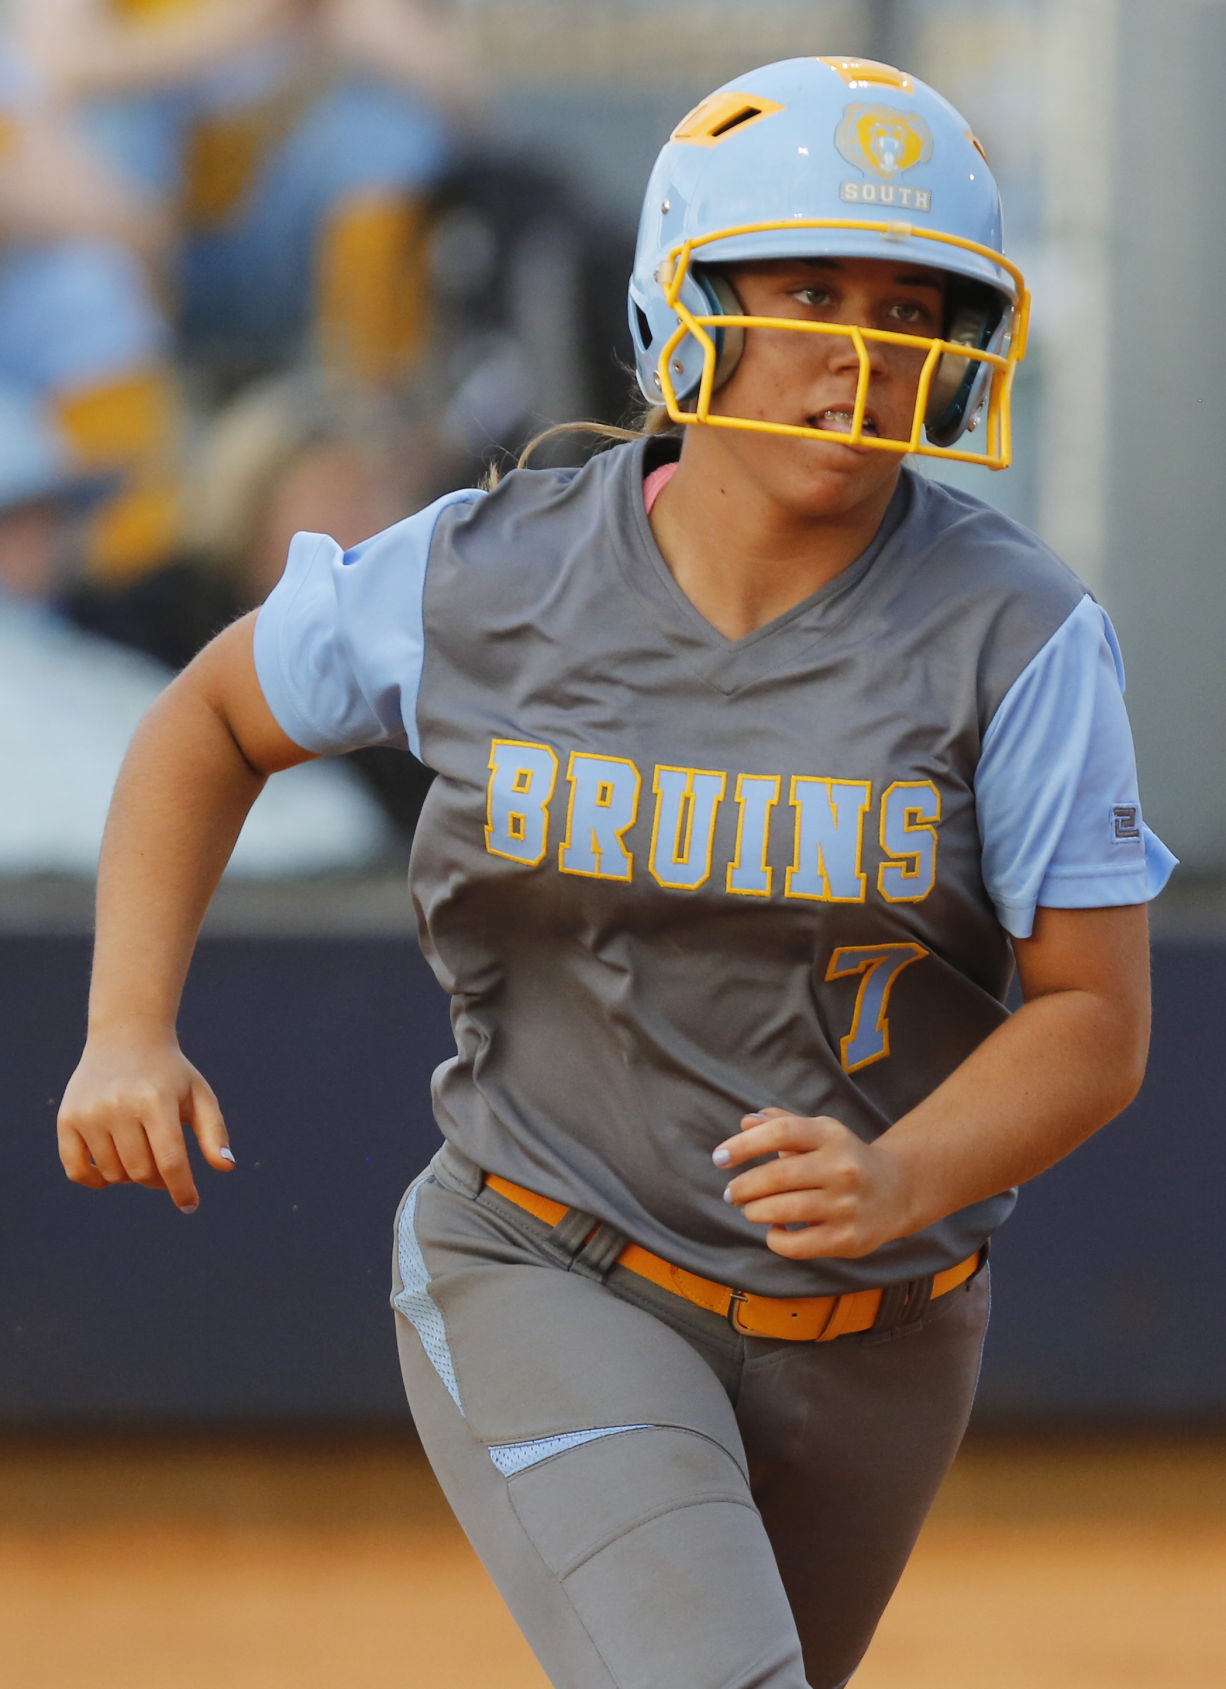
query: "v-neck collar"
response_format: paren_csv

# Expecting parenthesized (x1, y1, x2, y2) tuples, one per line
(605, 437, 913, 697)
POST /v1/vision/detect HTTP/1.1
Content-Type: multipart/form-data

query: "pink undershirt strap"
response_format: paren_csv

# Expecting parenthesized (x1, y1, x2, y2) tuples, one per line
(643, 460, 679, 513)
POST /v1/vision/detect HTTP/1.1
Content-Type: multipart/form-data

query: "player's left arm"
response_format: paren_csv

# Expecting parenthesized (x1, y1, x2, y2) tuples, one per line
(717, 901, 1151, 1260)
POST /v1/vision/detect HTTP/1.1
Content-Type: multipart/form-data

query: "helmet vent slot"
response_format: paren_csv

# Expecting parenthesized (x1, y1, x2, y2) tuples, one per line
(671, 91, 784, 147)
(634, 304, 653, 350)
(710, 104, 765, 138)
(818, 57, 915, 93)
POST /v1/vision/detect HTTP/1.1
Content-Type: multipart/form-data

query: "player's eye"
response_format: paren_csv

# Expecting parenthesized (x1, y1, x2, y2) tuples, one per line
(888, 299, 932, 326)
(791, 286, 833, 309)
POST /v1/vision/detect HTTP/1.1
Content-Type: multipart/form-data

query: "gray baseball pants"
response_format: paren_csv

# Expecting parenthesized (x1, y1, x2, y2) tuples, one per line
(392, 1144, 989, 1689)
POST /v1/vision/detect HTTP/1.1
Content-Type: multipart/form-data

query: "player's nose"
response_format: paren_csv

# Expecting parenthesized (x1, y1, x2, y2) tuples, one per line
(823, 318, 890, 379)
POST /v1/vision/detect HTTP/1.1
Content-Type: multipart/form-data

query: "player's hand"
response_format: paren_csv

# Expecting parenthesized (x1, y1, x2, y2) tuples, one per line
(57, 1034, 234, 1215)
(712, 1107, 912, 1260)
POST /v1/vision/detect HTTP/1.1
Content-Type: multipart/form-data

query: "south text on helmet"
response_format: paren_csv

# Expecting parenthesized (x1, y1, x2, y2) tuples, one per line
(839, 182, 932, 212)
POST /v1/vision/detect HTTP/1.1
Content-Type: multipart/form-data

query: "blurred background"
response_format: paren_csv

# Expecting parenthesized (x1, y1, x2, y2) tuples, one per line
(2, 2, 1223, 1685)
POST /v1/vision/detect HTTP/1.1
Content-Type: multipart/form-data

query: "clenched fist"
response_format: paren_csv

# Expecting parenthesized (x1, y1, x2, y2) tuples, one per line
(712, 1107, 913, 1260)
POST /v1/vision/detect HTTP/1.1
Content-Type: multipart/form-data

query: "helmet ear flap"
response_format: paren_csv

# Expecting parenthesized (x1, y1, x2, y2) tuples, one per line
(926, 283, 1005, 446)
(698, 270, 745, 390)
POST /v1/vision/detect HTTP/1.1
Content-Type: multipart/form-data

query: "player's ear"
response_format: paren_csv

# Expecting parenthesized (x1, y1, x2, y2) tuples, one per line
(696, 268, 745, 389)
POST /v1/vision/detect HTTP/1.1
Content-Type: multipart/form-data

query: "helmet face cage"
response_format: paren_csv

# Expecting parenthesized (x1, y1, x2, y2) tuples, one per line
(654, 220, 1027, 469)
(628, 57, 1031, 471)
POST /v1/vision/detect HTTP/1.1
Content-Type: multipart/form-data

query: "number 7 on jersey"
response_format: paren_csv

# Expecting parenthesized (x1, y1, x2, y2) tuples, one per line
(826, 942, 929, 1073)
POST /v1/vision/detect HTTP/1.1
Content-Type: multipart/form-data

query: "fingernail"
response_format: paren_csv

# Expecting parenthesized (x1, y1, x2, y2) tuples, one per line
(180, 1202, 199, 1215)
(722, 1185, 734, 1204)
(712, 1147, 731, 1167)
(219, 1147, 235, 1164)
(744, 1112, 765, 1123)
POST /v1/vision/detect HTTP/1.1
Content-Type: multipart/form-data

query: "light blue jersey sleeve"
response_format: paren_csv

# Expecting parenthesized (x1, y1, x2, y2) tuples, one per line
(252, 489, 482, 761)
(976, 593, 1177, 939)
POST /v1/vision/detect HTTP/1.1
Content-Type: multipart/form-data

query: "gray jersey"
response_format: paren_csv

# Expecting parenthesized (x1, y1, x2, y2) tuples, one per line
(255, 437, 1172, 1295)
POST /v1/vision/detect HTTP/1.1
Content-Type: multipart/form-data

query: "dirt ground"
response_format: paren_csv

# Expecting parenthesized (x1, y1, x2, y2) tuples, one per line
(3, 1432, 1224, 1688)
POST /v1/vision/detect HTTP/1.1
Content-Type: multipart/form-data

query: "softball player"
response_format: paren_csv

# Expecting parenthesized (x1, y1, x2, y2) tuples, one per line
(59, 57, 1174, 1688)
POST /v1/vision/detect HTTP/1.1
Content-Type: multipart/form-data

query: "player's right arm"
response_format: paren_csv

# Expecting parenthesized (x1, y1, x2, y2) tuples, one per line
(57, 613, 315, 1214)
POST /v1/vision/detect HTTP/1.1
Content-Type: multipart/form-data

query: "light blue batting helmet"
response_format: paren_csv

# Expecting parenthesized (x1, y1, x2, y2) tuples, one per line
(627, 56, 1029, 465)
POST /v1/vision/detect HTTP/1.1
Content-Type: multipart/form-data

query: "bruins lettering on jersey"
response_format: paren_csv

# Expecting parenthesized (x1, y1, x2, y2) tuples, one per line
(485, 738, 939, 907)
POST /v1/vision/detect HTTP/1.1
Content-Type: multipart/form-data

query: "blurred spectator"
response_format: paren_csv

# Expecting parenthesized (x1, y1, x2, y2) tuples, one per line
(0, 40, 186, 589)
(12, 0, 474, 396)
(0, 3, 635, 867)
(422, 151, 635, 468)
(0, 33, 166, 259)
(9, 1, 632, 462)
(0, 591, 398, 879)
(0, 61, 397, 885)
(66, 372, 448, 840)
(185, 374, 422, 605)
(0, 456, 398, 880)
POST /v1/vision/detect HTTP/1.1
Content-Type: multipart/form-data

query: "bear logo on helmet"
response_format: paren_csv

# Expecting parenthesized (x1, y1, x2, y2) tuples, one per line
(835, 103, 933, 179)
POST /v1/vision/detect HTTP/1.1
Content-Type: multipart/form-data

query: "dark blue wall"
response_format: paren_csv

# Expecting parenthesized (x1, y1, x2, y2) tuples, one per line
(4, 933, 1222, 1426)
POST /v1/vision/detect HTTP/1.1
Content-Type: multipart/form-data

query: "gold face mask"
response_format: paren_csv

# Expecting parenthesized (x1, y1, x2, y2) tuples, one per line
(654, 219, 1030, 471)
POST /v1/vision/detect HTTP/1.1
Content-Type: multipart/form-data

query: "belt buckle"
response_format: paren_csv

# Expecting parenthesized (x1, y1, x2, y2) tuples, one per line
(727, 1290, 755, 1336)
(729, 1287, 841, 1343)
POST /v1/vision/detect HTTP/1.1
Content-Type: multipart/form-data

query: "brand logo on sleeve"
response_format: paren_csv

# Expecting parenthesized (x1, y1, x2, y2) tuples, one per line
(1112, 804, 1141, 842)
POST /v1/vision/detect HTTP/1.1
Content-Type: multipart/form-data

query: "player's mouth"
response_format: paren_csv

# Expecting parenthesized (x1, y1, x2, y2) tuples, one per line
(808, 406, 881, 439)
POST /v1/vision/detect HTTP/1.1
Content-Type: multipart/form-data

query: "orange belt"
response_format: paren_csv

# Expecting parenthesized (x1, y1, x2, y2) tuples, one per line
(484, 1173, 982, 1342)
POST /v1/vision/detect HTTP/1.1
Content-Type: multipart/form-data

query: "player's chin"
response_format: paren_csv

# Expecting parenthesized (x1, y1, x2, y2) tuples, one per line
(781, 449, 905, 519)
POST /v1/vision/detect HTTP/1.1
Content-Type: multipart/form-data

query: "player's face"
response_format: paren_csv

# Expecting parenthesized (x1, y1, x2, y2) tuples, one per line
(709, 256, 947, 518)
